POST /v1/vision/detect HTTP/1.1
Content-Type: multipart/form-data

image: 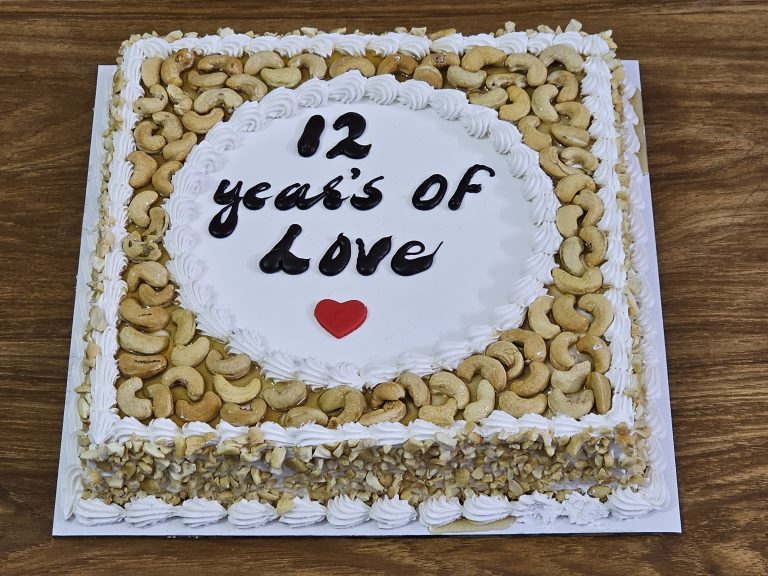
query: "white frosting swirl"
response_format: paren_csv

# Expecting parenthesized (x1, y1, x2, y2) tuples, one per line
(124, 496, 176, 527)
(177, 497, 227, 527)
(462, 495, 514, 524)
(326, 495, 371, 527)
(418, 496, 463, 527)
(369, 495, 417, 529)
(227, 499, 278, 528)
(278, 496, 327, 527)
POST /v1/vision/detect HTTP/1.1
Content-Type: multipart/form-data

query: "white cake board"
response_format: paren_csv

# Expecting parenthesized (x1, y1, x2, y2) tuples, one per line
(53, 62, 681, 536)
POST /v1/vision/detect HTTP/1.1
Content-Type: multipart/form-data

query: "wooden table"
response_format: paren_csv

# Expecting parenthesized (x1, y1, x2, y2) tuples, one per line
(1, 1, 766, 574)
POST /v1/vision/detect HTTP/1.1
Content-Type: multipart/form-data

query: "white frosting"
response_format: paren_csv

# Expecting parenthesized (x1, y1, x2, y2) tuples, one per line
(278, 496, 327, 527)
(462, 495, 515, 524)
(418, 496, 463, 527)
(227, 499, 278, 528)
(177, 497, 227, 527)
(124, 495, 176, 527)
(369, 495, 417, 529)
(325, 495, 371, 527)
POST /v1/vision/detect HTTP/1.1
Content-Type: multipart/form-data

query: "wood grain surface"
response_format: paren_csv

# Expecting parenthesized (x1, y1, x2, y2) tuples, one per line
(1, 1, 766, 574)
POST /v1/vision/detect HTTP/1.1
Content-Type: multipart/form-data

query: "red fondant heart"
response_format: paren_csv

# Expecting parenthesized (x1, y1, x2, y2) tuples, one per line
(314, 299, 367, 339)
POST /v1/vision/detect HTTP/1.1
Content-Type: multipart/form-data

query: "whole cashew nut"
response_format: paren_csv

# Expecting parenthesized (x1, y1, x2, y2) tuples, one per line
(486, 71, 527, 90)
(358, 400, 407, 426)
(162, 131, 197, 161)
(161, 365, 205, 401)
(555, 173, 596, 203)
(547, 70, 579, 103)
(446, 65, 486, 89)
(119, 326, 168, 355)
(555, 101, 591, 129)
(560, 236, 587, 276)
(134, 119, 165, 153)
(205, 350, 251, 379)
(226, 73, 268, 101)
(151, 111, 183, 142)
(145, 383, 173, 418)
(317, 385, 365, 426)
(128, 190, 158, 227)
(396, 371, 431, 407)
(377, 54, 418, 76)
(126, 261, 168, 292)
(118, 352, 167, 379)
(117, 377, 152, 419)
(176, 391, 222, 423)
(586, 372, 612, 414)
(160, 49, 195, 87)
(540, 145, 582, 179)
(509, 362, 550, 397)
(551, 360, 591, 394)
(197, 54, 244, 75)
(552, 294, 590, 332)
(556, 204, 585, 238)
(461, 46, 506, 72)
(499, 328, 547, 362)
(579, 226, 608, 267)
(527, 295, 561, 340)
(134, 84, 169, 116)
(138, 283, 175, 308)
(221, 400, 268, 426)
(549, 331, 579, 371)
(576, 335, 611, 373)
(213, 374, 262, 404)
(420, 52, 460, 69)
(428, 372, 470, 409)
(182, 109, 225, 134)
(244, 51, 284, 75)
(531, 84, 559, 123)
(517, 115, 552, 151)
(578, 293, 614, 337)
(485, 340, 524, 380)
(371, 381, 405, 409)
(119, 297, 170, 332)
(288, 53, 328, 79)
(263, 380, 309, 412)
(127, 150, 157, 189)
(550, 124, 591, 148)
(170, 336, 210, 367)
(552, 266, 603, 295)
(144, 207, 168, 242)
(167, 84, 193, 116)
(418, 397, 458, 426)
(499, 86, 531, 122)
(329, 56, 375, 78)
(151, 160, 182, 197)
(261, 67, 302, 88)
(573, 190, 604, 227)
(122, 231, 161, 262)
(547, 389, 594, 419)
(468, 87, 508, 109)
(413, 64, 443, 88)
(279, 406, 329, 427)
(171, 308, 196, 346)
(561, 147, 599, 173)
(539, 44, 584, 73)
(504, 53, 547, 86)
(456, 354, 507, 392)
(462, 379, 496, 422)
(498, 390, 547, 418)
(140, 57, 163, 88)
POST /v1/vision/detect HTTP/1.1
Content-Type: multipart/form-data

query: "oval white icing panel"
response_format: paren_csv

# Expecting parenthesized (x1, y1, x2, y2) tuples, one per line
(166, 88, 546, 386)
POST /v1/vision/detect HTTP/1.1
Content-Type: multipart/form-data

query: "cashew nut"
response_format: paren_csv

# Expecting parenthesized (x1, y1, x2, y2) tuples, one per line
(586, 372, 612, 414)
(119, 326, 168, 355)
(413, 64, 443, 88)
(555, 173, 596, 203)
(552, 294, 590, 332)
(539, 44, 584, 73)
(555, 101, 591, 129)
(167, 84, 193, 115)
(145, 383, 173, 418)
(420, 52, 460, 69)
(549, 331, 579, 371)
(127, 151, 157, 188)
(539, 146, 582, 179)
(499, 86, 531, 122)
(468, 87, 508, 109)
(547, 70, 579, 103)
(151, 111, 183, 143)
(170, 336, 210, 367)
(527, 295, 561, 340)
(213, 374, 262, 404)
(182, 108, 225, 134)
(531, 84, 559, 123)
(126, 262, 168, 292)
(576, 335, 611, 373)
(509, 362, 550, 397)
(205, 349, 251, 379)
(485, 340, 524, 379)
(288, 53, 328, 79)
(446, 65, 486, 89)
(160, 49, 195, 87)
(556, 204, 585, 238)
(193, 87, 243, 114)
(162, 131, 197, 161)
(561, 147, 599, 173)
(358, 400, 407, 426)
(161, 365, 205, 400)
(116, 377, 152, 419)
(418, 398, 458, 426)
(220, 400, 267, 426)
(133, 84, 169, 116)
(151, 160, 181, 197)
(429, 372, 470, 409)
(486, 71, 527, 90)
(244, 51, 284, 75)
(517, 115, 552, 151)
(560, 237, 587, 276)
(118, 352, 167, 378)
(279, 406, 328, 427)
(499, 328, 546, 362)
(552, 266, 603, 295)
(138, 283, 176, 307)
(329, 56, 375, 78)
(122, 231, 161, 262)
(550, 124, 590, 148)
(504, 53, 547, 86)
(226, 73, 268, 101)
(579, 226, 608, 267)
(261, 66, 302, 88)
(498, 390, 547, 418)
(119, 297, 170, 332)
(176, 391, 222, 423)
(573, 191, 604, 227)
(377, 54, 418, 76)
(127, 190, 158, 227)
(263, 380, 308, 412)
(548, 389, 594, 419)
(144, 207, 168, 242)
(371, 381, 405, 409)
(551, 360, 591, 394)
(578, 293, 614, 337)
(461, 46, 506, 72)
(462, 379, 496, 422)
(140, 57, 163, 88)
(134, 119, 165, 153)
(456, 355, 506, 392)
(396, 371, 431, 407)
(171, 308, 196, 346)
(317, 385, 365, 426)
(198, 54, 243, 75)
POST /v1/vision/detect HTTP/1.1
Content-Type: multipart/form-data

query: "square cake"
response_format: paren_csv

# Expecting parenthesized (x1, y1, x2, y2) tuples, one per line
(57, 21, 673, 532)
